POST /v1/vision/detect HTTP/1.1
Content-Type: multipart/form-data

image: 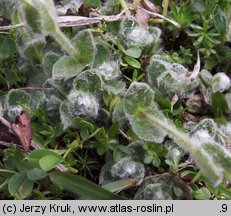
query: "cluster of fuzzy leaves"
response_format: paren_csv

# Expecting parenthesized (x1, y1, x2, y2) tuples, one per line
(1, 0, 231, 200)
(198, 69, 231, 118)
(135, 174, 189, 200)
(123, 82, 231, 186)
(119, 16, 161, 53)
(99, 157, 145, 186)
(148, 55, 199, 98)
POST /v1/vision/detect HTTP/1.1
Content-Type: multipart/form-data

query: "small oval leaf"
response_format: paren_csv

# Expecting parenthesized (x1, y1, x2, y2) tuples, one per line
(8, 171, 34, 199)
(124, 56, 141, 69)
(39, 154, 63, 172)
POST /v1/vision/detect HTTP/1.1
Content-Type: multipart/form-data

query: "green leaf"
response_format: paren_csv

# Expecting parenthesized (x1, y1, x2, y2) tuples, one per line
(213, 5, 228, 35)
(120, 17, 161, 50)
(124, 82, 231, 186)
(42, 52, 61, 75)
(123, 46, 142, 58)
(8, 171, 34, 199)
(147, 55, 197, 98)
(225, 93, 231, 111)
(0, 36, 16, 60)
(21, 0, 42, 33)
(123, 82, 154, 116)
(73, 70, 102, 95)
(21, 0, 58, 34)
(124, 56, 141, 69)
(39, 154, 63, 172)
(60, 90, 99, 128)
(131, 112, 167, 143)
(27, 168, 47, 181)
(103, 80, 125, 95)
(144, 155, 153, 164)
(112, 101, 126, 127)
(102, 179, 136, 192)
(108, 122, 119, 140)
(0, 0, 16, 19)
(193, 188, 211, 200)
(155, 91, 172, 110)
(52, 56, 85, 80)
(84, 0, 101, 7)
(191, 0, 207, 13)
(152, 156, 161, 167)
(135, 174, 186, 200)
(73, 30, 96, 65)
(97, 60, 121, 80)
(49, 172, 124, 199)
(71, 117, 95, 133)
(23, 37, 46, 62)
(100, 157, 145, 185)
(118, 145, 131, 155)
(56, 0, 83, 15)
(95, 128, 108, 144)
(92, 42, 110, 67)
(212, 92, 228, 118)
(202, 142, 231, 178)
(7, 89, 33, 119)
(28, 149, 62, 169)
(212, 73, 230, 93)
(113, 149, 123, 162)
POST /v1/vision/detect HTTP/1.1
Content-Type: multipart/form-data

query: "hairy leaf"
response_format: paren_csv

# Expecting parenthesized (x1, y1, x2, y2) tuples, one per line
(73, 70, 102, 95)
(52, 56, 85, 80)
(73, 30, 96, 65)
(6, 89, 33, 120)
(124, 82, 231, 186)
(123, 82, 154, 117)
(60, 90, 99, 128)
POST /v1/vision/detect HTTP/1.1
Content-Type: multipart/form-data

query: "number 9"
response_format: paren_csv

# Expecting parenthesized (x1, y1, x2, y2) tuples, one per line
(222, 204, 227, 212)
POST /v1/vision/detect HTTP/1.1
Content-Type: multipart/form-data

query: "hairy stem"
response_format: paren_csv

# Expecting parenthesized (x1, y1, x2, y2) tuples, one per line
(141, 110, 195, 152)
(82, 128, 101, 144)
(139, 109, 221, 185)
(52, 29, 82, 61)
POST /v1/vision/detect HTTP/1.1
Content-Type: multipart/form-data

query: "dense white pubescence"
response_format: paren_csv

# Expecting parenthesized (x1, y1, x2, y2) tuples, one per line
(98, 61, 121, 80)
(110, 157, 145, 185)
(212, 72, 231, 93)
(67, 91, 99, 116)
(126, 27, 154, 45)
(148, 55, 198, 97)
(60, 90, 99, 128)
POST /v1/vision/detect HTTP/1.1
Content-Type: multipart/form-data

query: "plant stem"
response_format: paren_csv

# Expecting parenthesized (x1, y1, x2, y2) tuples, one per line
(141, 110, 195, 152)
(137, 6, 181, 28)
(0, 169, 17, 174)
(82, 128, 101, 144)
(52, 29, 82, 61)
(163, 0, 169, 17)
(119, 0, 128, 10)
(139, 109, 221, 185)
